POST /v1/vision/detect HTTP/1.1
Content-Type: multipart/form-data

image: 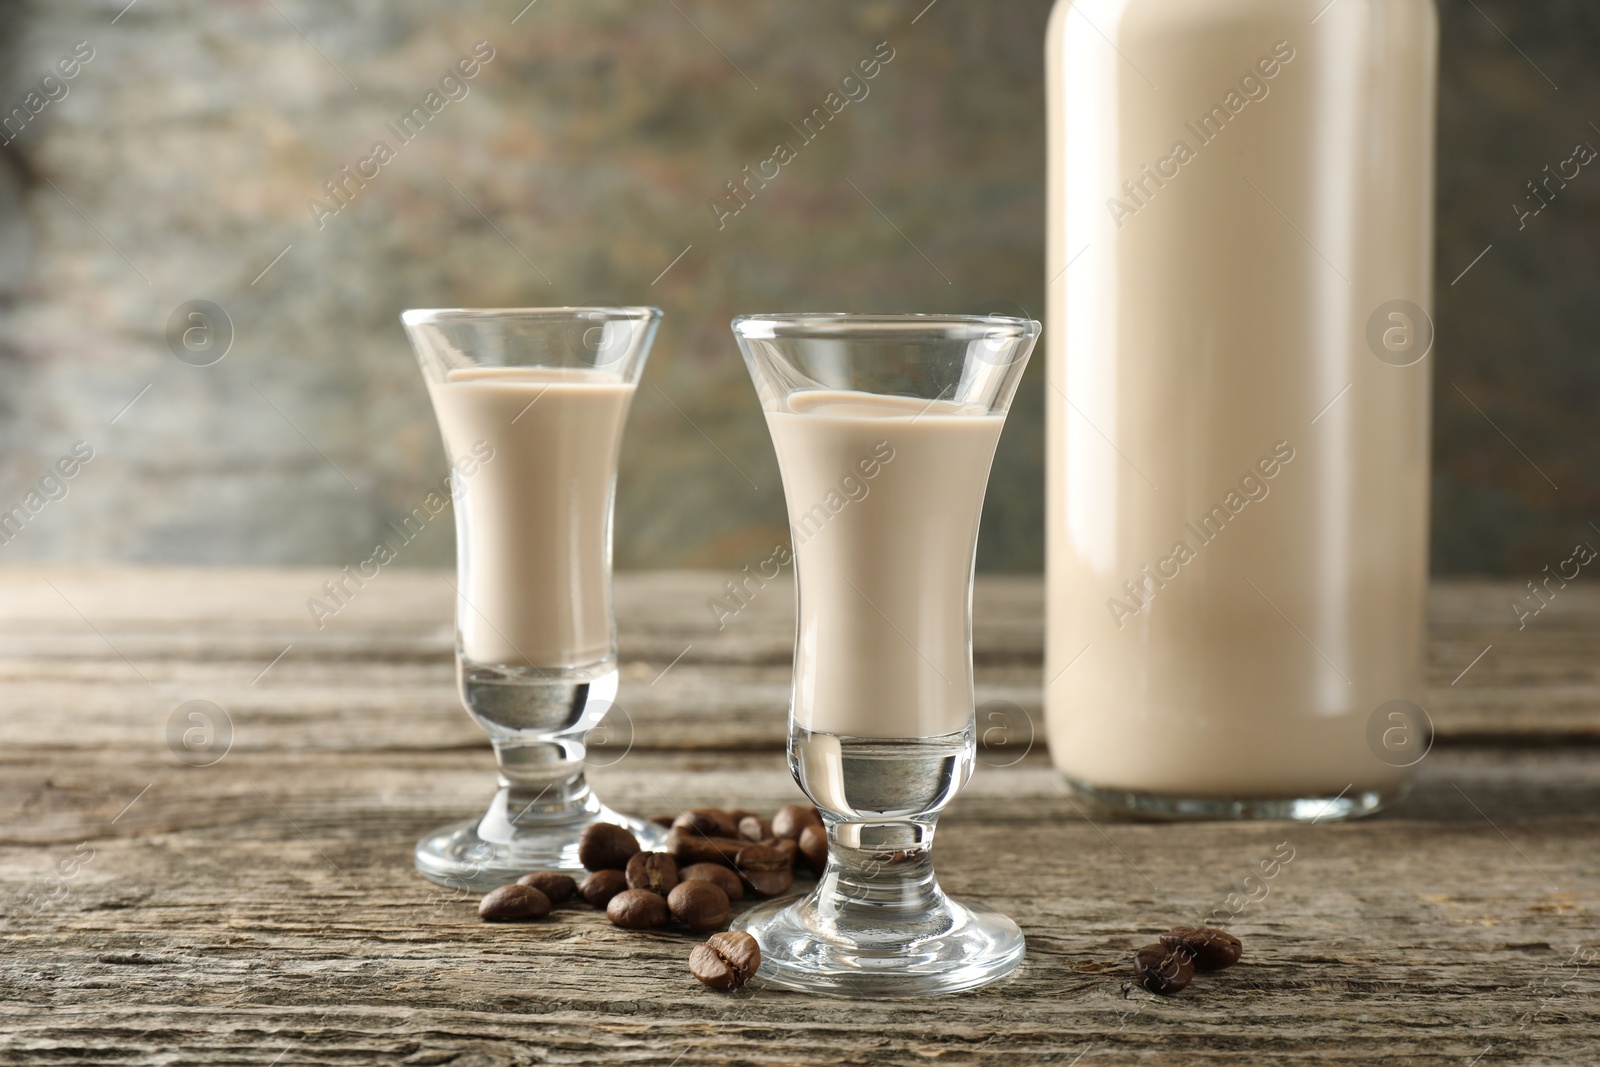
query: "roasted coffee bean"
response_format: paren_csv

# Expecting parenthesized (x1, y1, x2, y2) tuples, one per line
(478, 884, 552, 922)
(578, 822, 641, 872)
(672, 807, 741, 840)
(738, 815, 771, 842)
(689, 930, 762, 990)
(1134, 943, 1195, 995)
(1160, 926, 1242, 971)
(735, 843, 786, 870)
(649, 814, 676, 829)
(798, 823, 828, 873)
(578, 869, 629, 908)
(773, 838, 798, 869)
(607, 887, 670, 929)
(736, 843, 795, 898)
(666, 829, 747, 867)
(742, 869, 794, 897)
(679, 862, 745, 902)
(772, 803, 822, 841)
(625, 851, 680, 896)
(668, 879, 731, 931)
(515, 871, 577, 905)
(710, 930, 761, 983)
(688, 944, 738, 990)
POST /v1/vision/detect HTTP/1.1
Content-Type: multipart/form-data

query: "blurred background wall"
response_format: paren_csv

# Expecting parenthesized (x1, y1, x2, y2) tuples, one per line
(0, 0, 1592, 575)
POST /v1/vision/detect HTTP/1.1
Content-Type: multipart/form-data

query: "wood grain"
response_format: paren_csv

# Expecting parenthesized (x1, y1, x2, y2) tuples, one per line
(1, 569, 1596, 753)
(1, 569, 1597, 1065)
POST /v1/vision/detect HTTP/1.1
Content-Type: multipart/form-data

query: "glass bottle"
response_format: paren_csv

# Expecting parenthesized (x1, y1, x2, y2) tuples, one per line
(1045, 0, 1438, 818)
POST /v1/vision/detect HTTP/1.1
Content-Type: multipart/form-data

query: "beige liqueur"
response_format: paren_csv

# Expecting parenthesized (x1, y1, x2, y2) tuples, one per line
(427, 366, 634, 668)
(1046, 1, 1437, 796)
(767, 390, 1004, 739)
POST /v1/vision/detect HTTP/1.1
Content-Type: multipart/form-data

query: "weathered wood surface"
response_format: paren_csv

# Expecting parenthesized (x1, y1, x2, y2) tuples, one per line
(1, 568, 1598, 1066)
(2, 569, 1597, 752)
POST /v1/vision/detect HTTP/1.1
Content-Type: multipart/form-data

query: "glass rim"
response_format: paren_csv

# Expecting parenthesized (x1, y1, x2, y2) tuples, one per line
(401, 306, 663, 327)
(731, 312, 1040, 342)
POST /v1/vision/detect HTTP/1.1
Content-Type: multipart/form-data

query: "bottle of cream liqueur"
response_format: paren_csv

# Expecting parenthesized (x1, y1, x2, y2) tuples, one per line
(1045, 0, 1438, 819)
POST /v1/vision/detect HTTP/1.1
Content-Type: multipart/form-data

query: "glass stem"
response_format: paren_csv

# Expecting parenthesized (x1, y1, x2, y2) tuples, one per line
(818, 818, 946, 918)
(490, 736, 596, 826)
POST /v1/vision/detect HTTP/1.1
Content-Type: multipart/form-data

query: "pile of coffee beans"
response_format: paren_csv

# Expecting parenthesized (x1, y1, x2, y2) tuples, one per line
(1133, 925, 1244, 995)
(473, 803, 825, 991)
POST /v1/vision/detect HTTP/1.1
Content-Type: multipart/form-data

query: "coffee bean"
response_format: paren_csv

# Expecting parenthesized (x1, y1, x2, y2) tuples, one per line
(578, 869, 628, 908)
(1134, 943, 1194, 995)
(478, 884, 552, 922)
(672, 807, 741, 840)
(688, 945, 737, 990)
(649, 814, 676, 829)
(515, 871, 577, 905)
(772, 838, 798, 869)
(666, 829, 746, 867)
(680, 862, 745, 902)
(741, 870, 793, 897)
(798, 823, 828, 873)
(735, 843, 795, 898)
(738, 815, 771, 842)
(1161, 926, 1242, 971)
(734, 843, 787, 870)
(710, 930, 761, 982)
(625, 851, 680, 896)
(607, 887, 669, 929)
(668, 880, 731, 932)
(578, 822, 641, 872)
(772, 803, 822, 841)
(689, 930, 762, 990)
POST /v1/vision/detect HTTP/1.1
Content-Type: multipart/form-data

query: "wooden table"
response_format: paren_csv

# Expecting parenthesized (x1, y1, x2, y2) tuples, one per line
(2, 569, 1597, 1065)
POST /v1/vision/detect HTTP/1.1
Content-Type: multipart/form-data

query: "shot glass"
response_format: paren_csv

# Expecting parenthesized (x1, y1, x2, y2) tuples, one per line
(730, 312, 1040, 996)
(402, 307, 665, 888)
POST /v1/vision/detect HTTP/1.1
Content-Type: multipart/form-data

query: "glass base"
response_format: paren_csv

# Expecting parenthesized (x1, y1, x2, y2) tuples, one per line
(733, 889, 1025, 997)
(415, 802, 666, 890)
(1061, 775, 1411, 822)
